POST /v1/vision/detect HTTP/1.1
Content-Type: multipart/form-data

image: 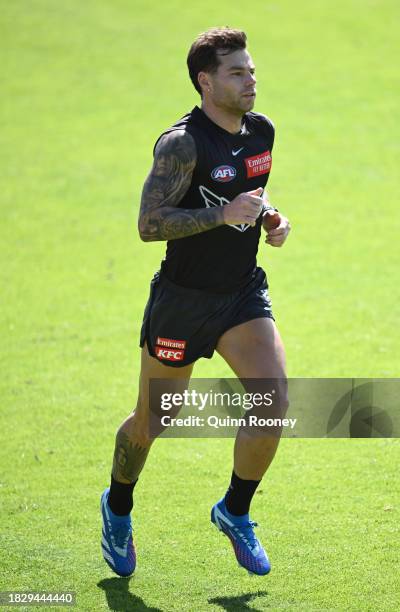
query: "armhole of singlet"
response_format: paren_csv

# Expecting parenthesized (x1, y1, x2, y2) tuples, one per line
(152, 126, 198, 160)
(151, 127, 199, 207)
(247, 112, 275, 151)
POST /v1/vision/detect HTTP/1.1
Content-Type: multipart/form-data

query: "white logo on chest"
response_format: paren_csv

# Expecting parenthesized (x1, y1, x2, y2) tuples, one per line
(199, 185, 250, 233)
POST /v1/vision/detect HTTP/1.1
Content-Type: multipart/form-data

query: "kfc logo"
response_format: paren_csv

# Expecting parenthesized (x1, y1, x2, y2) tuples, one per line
(155, 346, 185, 361)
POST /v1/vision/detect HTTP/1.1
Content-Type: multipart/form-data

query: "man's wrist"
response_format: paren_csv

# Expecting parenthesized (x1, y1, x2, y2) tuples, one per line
(263, 204, 279, 214)
(220, 205, 227, 225)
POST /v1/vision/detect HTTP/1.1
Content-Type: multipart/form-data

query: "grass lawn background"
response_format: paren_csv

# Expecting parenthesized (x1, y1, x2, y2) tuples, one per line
(1, 0, 399, 609)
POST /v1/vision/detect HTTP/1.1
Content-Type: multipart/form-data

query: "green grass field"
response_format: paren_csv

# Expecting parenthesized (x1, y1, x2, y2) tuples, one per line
(1, 0, 399, 610)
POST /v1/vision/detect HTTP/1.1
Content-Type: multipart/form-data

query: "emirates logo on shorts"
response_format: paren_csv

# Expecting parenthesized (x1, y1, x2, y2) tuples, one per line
(155, 337, 186, 361)
(156, 337, 186, 349)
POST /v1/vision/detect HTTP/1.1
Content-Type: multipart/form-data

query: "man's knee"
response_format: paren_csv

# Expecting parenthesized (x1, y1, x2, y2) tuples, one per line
(242, 375, 288, 409)
(273, 376, 289, 418)
(279, 381, 289, 417)
(241, 376, 289, 437)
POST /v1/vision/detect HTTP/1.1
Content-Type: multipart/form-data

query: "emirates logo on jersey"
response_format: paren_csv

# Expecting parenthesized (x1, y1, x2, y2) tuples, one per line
(211, 165, 237, 183)
(244, 151, 272, 178)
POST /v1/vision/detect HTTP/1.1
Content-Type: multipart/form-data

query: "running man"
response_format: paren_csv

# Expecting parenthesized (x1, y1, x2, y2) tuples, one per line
(101, 27, 291, 577)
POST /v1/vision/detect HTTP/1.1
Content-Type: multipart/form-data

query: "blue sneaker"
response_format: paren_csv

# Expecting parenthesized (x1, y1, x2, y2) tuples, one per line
(100, 487, 136, 577)
(211, 497, 271, 576)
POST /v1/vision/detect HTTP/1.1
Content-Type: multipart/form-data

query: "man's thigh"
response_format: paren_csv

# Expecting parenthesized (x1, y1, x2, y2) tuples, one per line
(216, 318, 286, 378)
(216, 317, 288, 424)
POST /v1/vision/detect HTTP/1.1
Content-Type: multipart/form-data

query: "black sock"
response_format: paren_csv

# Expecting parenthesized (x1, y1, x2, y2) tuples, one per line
(224, 470, 261, 516)
(108, 474, 138, 516)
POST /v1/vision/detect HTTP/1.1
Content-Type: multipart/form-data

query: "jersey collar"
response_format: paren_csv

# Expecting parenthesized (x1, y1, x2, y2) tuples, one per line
(192, 106, 251, 139)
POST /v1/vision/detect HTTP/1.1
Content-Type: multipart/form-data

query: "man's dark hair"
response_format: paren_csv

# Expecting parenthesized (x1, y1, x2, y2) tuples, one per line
(187, 27, 247, 95)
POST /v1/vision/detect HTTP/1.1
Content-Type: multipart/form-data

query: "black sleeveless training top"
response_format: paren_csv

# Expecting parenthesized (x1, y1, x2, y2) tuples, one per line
(154, 105, 275, 293)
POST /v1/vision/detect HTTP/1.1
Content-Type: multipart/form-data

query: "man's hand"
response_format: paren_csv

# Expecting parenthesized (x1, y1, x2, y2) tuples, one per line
(264, 211, 291, 247)
(223, 187, 264, 227)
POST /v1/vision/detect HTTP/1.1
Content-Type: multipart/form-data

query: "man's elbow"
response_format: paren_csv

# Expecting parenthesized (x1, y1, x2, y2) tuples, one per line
(139, 229, 151, 242)
(138, 218, 152, 242)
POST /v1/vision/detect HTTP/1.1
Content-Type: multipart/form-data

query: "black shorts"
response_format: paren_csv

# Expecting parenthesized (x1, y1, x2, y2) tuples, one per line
(139, 267, 274, 368)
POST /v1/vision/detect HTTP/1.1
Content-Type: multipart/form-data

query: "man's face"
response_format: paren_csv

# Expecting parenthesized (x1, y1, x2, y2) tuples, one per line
(206, 48, 257, 114)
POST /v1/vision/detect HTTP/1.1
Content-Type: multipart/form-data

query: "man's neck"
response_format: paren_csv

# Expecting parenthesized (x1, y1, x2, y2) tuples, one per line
(200, 101, 243, 135)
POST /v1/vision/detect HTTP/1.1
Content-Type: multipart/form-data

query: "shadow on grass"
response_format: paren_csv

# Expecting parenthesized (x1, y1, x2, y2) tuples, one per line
(97, 578, 163, 611)
(208, 590, 269, 611)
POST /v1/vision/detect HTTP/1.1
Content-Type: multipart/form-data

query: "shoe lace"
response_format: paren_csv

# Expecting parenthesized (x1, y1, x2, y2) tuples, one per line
(234, 520, 259, 551)
(113, 522, 131, 549)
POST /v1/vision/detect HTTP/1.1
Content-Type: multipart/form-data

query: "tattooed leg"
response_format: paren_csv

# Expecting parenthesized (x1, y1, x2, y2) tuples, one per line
(110, 342, 194, 485)
(112, 427, 151, 484)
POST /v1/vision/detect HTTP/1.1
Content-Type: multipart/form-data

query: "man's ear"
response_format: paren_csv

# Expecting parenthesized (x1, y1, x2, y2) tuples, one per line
(198, 71, 212, 94)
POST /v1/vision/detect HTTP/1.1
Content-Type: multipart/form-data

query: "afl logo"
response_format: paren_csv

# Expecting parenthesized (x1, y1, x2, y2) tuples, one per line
(211, 165, 236, 183)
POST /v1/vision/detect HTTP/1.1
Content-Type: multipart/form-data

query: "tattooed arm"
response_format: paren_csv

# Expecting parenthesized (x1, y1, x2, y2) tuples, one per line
(138, 129, 225, 241)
